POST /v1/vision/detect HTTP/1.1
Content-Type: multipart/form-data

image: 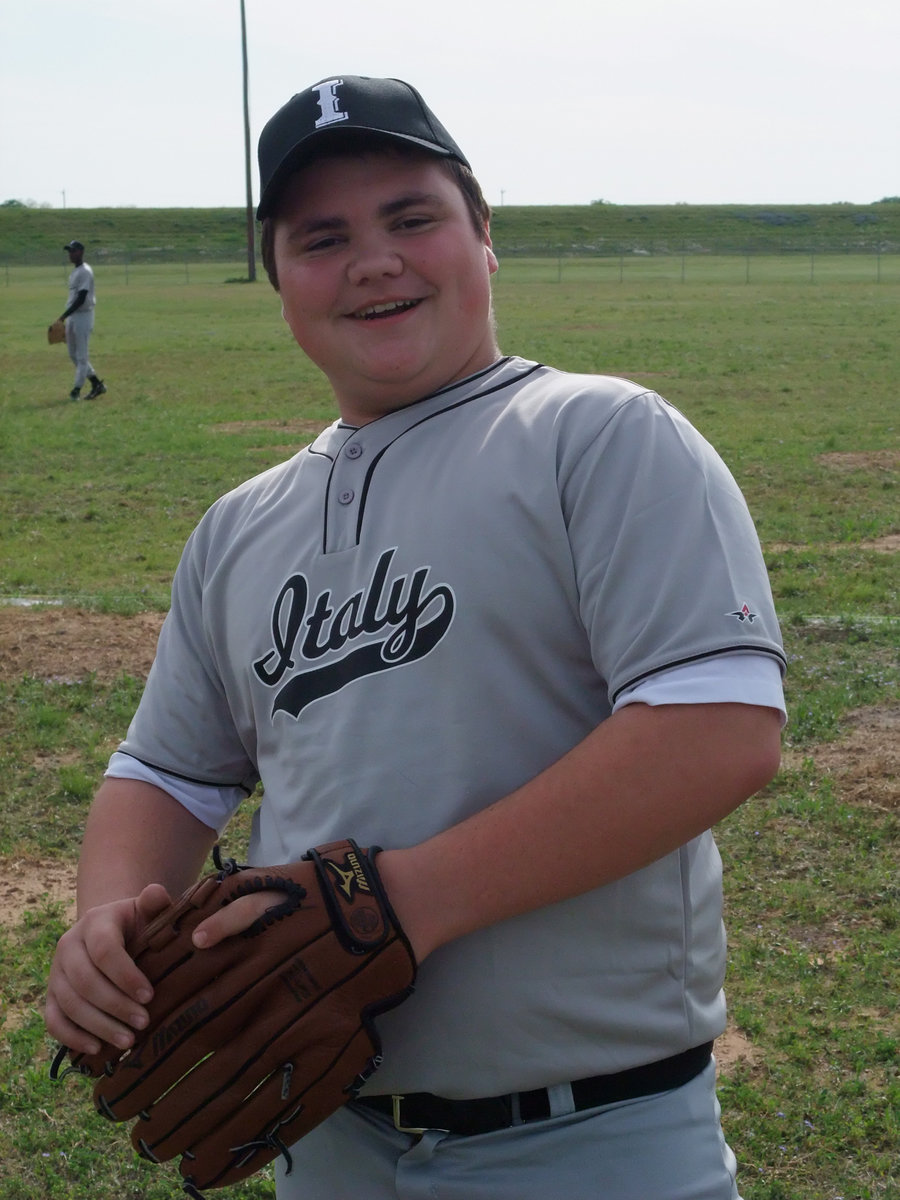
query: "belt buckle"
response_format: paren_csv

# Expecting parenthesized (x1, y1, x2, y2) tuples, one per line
(391, 1094, 449, 1136)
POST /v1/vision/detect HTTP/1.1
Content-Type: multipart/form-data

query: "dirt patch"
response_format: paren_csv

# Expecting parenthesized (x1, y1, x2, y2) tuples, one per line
(766, 534, 899, 554)
(858, 533, 900, 553)
(806, 705, 900, 811)
(816, 449, 900, 473)
(1, 858, 78, 1033)
(0, 607, 165, 684)
(0, 607, 168, 935)
(1, 857, 77, 925)
(715, 1024, 759, 1074)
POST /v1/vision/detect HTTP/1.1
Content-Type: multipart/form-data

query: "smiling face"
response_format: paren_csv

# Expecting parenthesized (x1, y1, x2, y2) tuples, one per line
(271, 149, 500, 424)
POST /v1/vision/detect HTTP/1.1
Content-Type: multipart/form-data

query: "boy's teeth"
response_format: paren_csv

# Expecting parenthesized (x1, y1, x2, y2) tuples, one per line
(358, 300, 415, 318)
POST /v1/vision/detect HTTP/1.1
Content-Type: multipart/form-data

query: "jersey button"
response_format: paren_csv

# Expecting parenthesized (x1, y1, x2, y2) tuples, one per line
(345, 443, 363, 459)
(338, 489, 355, 505)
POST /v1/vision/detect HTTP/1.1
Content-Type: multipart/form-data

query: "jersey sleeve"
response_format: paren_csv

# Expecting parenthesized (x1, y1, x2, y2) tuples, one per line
(557, 386, 785, 703)
(117, 514, 261, 793)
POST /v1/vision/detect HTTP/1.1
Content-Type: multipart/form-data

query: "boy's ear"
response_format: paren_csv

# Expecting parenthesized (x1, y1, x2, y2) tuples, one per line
(484, 225, 499, 275)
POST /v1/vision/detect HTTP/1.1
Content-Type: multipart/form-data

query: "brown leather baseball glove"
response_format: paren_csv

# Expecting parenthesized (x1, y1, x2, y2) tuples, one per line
(51, 839, 416, 1197)
(47, 320, 66, 344)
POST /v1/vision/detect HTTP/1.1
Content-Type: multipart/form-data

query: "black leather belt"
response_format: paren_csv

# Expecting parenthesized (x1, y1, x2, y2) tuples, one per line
(354, 1041, 713, 1137)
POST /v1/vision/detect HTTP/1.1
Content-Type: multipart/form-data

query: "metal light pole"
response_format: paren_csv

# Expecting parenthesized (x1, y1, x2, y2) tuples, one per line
(240, 0, 257, 281)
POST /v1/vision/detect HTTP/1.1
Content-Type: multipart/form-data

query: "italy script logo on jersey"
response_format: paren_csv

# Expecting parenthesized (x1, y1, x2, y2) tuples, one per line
(253, 548, 455, 718)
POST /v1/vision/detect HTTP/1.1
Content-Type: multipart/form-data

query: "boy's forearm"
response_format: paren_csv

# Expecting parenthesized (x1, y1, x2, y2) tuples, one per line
(77, 778, 217, 916)
(377, 702, 782, 962)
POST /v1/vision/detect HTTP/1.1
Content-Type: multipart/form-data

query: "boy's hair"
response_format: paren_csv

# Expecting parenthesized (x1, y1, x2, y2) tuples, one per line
(260, 134, 491, 292)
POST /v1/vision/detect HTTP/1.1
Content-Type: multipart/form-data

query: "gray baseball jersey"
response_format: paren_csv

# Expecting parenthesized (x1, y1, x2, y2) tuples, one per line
(67, 260, 96, 311)
(119, 356, 785, 1096)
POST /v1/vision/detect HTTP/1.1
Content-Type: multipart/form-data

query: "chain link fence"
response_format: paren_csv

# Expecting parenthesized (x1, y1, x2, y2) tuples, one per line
(3, 229, 900, 287)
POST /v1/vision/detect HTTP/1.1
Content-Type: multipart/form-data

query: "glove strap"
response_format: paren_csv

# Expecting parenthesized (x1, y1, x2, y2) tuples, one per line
(306, 839, 393, 954)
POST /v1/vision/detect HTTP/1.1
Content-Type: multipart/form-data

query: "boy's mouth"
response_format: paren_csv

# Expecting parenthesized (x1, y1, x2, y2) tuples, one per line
(353, 299, 421, 320)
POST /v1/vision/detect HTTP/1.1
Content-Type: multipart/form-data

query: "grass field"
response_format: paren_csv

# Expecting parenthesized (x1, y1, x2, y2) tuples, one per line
(1, 251, 898, 1199)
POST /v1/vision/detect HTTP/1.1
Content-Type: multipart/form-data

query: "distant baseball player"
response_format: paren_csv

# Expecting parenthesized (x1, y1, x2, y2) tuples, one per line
(46, 76, 787, 1199)
(54, 240, 106, 401)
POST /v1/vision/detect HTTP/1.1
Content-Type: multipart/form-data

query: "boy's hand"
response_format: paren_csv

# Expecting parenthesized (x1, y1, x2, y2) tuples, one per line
(44, 883, 173, 1055)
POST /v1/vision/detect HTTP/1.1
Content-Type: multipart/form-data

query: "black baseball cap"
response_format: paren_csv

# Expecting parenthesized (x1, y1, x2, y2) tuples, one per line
(257, 75, 470, 219)
(64, 240, 84, 251)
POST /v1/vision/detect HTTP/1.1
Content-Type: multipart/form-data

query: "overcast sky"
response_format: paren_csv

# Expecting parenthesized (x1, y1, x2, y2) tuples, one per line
(3, 0, 898, 211)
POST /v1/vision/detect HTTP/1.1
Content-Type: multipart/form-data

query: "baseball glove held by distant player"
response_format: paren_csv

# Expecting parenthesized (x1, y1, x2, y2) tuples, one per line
(51, 840, 416, 1196)
(47, 319, 66, 344)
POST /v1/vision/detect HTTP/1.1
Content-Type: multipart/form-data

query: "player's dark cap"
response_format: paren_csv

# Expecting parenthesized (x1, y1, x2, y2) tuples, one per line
(63, 240, 84, 251)
(257, 75, 470, 220)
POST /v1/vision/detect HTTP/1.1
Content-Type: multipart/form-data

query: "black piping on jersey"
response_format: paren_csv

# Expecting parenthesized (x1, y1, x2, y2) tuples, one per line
(117, 751, 255, 796)
(321, 358, 544, 553)
(610, 643, 788, 707)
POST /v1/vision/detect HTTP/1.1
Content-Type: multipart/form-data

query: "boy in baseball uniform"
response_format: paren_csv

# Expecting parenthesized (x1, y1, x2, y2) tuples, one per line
(47, 76, 786, 1199)
(56, 240, 107, 401)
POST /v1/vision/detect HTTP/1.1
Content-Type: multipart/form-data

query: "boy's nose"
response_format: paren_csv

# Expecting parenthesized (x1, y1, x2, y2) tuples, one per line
(347, 240, 404, 286)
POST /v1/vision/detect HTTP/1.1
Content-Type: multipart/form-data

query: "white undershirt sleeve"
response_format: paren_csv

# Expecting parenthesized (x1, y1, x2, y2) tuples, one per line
(104, 751, 247, 835)
(612, 652, 786, 725)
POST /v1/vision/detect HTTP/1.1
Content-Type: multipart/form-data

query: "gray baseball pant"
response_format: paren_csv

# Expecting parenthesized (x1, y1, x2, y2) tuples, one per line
(65, 311, 96, 388)
(275, 1059, 742, 1200)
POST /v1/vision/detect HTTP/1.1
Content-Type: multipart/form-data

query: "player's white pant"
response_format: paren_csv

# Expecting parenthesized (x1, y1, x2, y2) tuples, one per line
(65, 311, 95, 388)
(276, 1059, 742, 1200)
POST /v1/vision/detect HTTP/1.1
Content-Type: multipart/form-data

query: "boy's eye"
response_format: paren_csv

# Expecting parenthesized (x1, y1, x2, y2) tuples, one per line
(396, 215, 434, 231)
(305, 235, 342, 253)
